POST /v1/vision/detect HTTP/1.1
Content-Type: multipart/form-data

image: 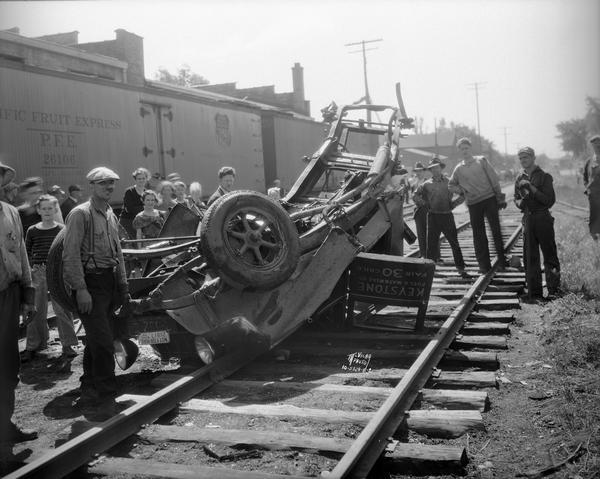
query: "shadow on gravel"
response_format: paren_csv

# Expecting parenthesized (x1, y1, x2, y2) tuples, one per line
(19, 355, 75, 390)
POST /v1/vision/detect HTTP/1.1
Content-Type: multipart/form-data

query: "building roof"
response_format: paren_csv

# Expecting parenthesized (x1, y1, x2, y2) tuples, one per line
(399, 131, 456, 148)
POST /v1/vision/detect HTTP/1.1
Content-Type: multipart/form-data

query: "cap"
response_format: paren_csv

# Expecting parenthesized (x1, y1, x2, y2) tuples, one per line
(590, 134, 600, 144)
(48, 185, 65, 195)
(518, 146, 535, 157)
(0, 161, 16, 187)
(427, 157, 446, 169)
(413, 162, 425, 171)
(68, 184, 82, 193)
(86, 167, 120, 182)
(166, 172, 181, 181)
(456, 137, 472, 148)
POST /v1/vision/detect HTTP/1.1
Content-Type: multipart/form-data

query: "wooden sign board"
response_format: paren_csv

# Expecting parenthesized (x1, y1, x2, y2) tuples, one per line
(347, 252, 435, 331)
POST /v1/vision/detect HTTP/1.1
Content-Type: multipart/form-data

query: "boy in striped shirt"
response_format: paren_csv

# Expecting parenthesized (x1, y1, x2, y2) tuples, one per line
(23, 195, 78, 361)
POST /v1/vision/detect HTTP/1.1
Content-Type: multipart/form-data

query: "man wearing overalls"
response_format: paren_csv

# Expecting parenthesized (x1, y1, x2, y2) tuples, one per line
(63, 167, 129, 419)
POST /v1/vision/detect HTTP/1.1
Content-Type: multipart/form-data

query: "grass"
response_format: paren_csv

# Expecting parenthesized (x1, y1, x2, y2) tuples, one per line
(539, 295, 600, 478)
(555, 215, 600, 298)
(537, 204, 600, 478)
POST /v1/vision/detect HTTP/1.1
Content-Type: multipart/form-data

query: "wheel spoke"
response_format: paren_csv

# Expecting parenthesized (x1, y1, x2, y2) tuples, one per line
(259, 239, 280, 250)
(252, 246, 265, 264)
(228, 231, 246, 240)
(238, 244, 248, 256)
(242, 216, 252, 233)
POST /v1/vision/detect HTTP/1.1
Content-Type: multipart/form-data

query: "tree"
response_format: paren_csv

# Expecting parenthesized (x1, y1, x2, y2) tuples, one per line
(154, 64, 209, 87)
(555, 96, 600, 158)
(556, 118, 587, 158)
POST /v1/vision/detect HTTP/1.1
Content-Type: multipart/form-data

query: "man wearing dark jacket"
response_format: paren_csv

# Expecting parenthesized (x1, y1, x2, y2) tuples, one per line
(514, 147, 560, 300)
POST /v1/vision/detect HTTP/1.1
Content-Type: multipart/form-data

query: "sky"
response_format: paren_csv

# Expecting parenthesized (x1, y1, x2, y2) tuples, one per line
(1, 0, 598, 158)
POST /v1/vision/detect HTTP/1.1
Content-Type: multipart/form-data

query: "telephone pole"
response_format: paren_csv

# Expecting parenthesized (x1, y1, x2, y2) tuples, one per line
(499, 126, 511, 156)
(345, 38, 382, 124)
(467, 81, 486, 153)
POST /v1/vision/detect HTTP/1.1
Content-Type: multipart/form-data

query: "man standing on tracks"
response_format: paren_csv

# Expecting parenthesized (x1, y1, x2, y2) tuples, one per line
(583, 134, 600, 240)
(207, 166, 236, 206)
(415, 158, 468, 277)
(62, 167, 129, 420)
(411, 162, 429, 258)
(449, 138, 507, 273)
(514, 147, 561, 301)
(0, 160, 38, 444)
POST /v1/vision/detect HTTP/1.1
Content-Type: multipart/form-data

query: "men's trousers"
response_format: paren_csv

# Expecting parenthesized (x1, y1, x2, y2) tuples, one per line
(523, 210, 561, 297)
(426, 213, 466, 270)
(467, 196, 505, 272)
(0, 283, 21, 438)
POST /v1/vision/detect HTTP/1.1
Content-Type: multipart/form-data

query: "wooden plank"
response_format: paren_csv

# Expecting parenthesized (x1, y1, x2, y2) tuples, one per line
(89, 457, 304, 479)
(429, 371, 498, 389)
(122, 396, 484, 438)
(139, 425, 468, 472)
(385, 443, 468, 473)
(441, 350, 499, 370)
(452, 335, 507, 350)
(462, 322, 511, 335)
(419, 389, 489, 412)
(476, 298, 520, 310)
(279, 346, 498, 368)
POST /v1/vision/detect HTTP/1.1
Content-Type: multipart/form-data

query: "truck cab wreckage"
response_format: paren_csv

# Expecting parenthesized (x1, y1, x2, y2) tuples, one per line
(49, 93, 417, 367)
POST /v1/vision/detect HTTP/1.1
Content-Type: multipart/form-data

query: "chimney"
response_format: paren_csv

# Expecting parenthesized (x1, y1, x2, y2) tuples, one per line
(292, 62, 304, 100)
(114, 29, 145, 85)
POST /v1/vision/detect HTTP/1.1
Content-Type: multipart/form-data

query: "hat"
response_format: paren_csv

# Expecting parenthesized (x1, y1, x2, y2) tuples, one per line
(413, 162, 425, 171)
(86, 167, 120, 183)
(517, 146, 535, 157)
(48, 185, 65, 195)
(166, 172, 181, 181)
(0, 161, 16, 187)
(427, 157, 446, 169)
(590, 134, 600, 144)
(68, 184, 82, 193)
(456, 137, 472, 148)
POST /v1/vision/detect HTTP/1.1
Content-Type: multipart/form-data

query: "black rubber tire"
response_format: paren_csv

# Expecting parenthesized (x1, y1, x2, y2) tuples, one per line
(46, 228, 78, 313)
(200, 190, 300, 290)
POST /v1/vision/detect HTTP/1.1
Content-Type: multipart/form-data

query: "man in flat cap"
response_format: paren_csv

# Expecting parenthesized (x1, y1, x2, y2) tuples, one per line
(415, 157, 468, 277)
(514, 147, 561, 301)
(583, 134, 600, 240)
(0, 160, 37, 444)
(449, 137, 507, 273)
(62, 166, 129, 420)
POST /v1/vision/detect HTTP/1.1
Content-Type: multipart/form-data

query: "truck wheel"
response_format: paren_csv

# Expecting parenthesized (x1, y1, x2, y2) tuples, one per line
(46, 228, 78, 313)
(200, 190, 300, 290)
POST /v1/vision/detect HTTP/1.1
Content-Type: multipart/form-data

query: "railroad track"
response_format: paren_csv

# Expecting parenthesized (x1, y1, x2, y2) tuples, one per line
(9, 209, 525, 479)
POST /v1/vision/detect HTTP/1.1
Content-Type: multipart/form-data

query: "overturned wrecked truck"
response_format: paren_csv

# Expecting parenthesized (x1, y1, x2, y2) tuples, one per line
(49, 100, 415, 367)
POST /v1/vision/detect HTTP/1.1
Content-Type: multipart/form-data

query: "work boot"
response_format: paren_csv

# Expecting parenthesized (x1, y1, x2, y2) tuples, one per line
(94, 398, 119, 422)
(62, 345, 77, 358)
(1, 423, 38, 443)
(77, 387, 100, 407)
(20, 350, 36, 363)
(457, 268, 470, 278)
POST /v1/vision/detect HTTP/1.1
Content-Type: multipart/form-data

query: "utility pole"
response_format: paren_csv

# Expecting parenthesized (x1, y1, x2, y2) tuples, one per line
(345, 38, 382, 124)
(500, 126, 511, 156)
(467, 82, 487, 154)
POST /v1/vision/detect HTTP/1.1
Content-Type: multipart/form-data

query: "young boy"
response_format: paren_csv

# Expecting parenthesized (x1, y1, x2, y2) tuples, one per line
(23, 195, 78, 361)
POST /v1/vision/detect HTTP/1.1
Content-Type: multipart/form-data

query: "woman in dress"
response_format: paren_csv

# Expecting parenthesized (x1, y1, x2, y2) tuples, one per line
(584, 134, 600, 240)
(132, 190, 165, 247)
(120, 167, 150, 238)
(157, 180, 176, 213)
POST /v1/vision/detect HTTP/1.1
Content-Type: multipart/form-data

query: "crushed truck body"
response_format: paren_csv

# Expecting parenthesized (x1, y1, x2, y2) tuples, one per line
(49, 97, 416, 366)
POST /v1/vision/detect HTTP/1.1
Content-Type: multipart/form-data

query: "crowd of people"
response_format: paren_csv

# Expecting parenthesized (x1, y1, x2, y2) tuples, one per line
(0, 133, 598, 443)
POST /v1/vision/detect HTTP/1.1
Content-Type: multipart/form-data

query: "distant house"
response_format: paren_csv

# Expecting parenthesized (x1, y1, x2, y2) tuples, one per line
(398, 131, 458, 171)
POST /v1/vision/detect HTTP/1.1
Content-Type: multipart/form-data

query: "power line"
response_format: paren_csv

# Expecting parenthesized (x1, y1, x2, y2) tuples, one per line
(467, 81, 487, 153)
(345, 38, 382, 124)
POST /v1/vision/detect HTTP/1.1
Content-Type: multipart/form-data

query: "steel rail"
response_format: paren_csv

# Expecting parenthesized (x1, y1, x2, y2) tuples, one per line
(6, 347, 268, 479)
(324, 222, 523, 478)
